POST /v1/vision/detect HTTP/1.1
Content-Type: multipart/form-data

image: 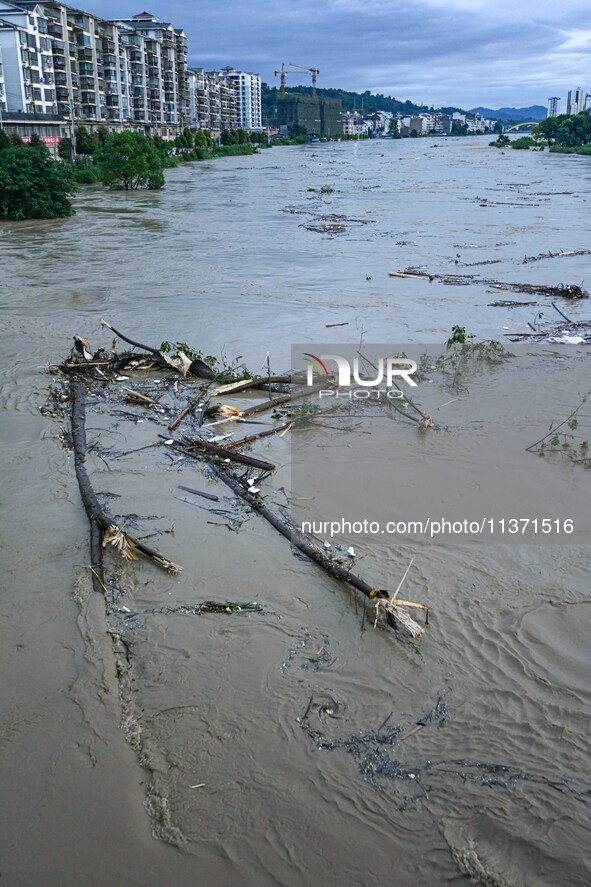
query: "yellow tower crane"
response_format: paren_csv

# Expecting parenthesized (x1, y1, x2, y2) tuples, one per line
(288, 63, 320, 97)
(274, 63, 297, 98)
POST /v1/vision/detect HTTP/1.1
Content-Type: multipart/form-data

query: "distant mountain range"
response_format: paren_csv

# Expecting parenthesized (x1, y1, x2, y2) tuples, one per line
(469, 105, 547, 122)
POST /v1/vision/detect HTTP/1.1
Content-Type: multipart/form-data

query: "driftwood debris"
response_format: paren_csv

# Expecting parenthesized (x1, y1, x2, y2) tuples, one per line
(54, 323, 430, 641)
(101, 319, 216, 378)
(71, 381, 181, 595)
(523, 248, 591, 264)
(171, 434, 276, 472)
(164, 437, 428, 636)
(389, 269, 588, 300)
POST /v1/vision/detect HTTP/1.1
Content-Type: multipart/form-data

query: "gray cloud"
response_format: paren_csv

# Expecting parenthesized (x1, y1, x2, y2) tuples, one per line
(90, 0, 590, 107)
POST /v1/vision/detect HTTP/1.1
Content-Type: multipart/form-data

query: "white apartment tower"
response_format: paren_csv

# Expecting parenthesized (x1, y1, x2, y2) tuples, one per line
(221, 67, 261, 130)
(566, 87, 584, 115)
(547, 96, 560, 117)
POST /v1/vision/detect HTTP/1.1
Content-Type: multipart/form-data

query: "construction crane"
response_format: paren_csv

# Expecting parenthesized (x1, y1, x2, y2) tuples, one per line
(274, 63, 297, 98)
(289, 63, 320, 97)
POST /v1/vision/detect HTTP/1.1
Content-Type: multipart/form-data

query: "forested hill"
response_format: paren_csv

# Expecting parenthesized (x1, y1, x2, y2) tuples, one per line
(261, 82, 465, 124)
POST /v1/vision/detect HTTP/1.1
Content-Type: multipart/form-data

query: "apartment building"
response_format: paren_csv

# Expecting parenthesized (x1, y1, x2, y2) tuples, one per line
(547, 96, 560, 117)
(0, 2, 190, 137)
(0, 1, 57, 115)
(566, 87, 585, 115)
(187, 67, 264, 138)
(220, 67, 261, 130)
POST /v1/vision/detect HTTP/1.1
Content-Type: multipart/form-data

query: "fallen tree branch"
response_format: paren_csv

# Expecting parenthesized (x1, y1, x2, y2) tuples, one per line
(100, 319, 216, 378)
(71, 381, 182, 583)
(223, 421, 292, 450)
(164, 434, 276, 472)
(389, 270, 588, 300)
(168, 388, 206, 431)
(202, 461, 429, 635)
(212, 375, 291, 397)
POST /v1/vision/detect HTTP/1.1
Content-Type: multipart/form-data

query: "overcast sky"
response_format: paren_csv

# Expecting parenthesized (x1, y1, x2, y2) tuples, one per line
(90, 0, 591, 109)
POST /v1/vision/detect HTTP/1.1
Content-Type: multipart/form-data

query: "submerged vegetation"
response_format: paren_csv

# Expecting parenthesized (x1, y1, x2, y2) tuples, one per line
(489, 112, 591, 156)
(0, 131, 76, 220)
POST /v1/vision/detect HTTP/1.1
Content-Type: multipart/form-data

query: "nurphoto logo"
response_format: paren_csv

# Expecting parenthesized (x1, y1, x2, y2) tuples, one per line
(303, 352, 418, 399)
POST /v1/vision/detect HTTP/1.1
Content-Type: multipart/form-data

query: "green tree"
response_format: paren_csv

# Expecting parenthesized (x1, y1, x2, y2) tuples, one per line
(101, 131, 164, 190)
(96, 126, 109, 148)
(183, 127, 195, 148)
(388, 117, 401, 138)
(58, 137, 71, 160)
(194, 129, 209, 148)
(0, 142, 76, 220)
(0, 129, 11, 152)
(220, 128, 232, 145)
(288, 123, 308, 142)
(494, 120, 504, 134)
(75, 125, 98, 155)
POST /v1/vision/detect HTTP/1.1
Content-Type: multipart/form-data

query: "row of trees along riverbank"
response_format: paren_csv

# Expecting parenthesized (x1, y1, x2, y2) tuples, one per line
(0, 127, 262, 220)
(489, 112, 591, 154)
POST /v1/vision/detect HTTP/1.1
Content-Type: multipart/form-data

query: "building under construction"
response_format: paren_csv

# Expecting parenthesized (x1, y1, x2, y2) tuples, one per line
(277, 94, 342, 138)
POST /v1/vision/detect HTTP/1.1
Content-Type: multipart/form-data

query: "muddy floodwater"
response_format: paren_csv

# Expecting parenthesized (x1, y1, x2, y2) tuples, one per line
(1, 137, 591, 886)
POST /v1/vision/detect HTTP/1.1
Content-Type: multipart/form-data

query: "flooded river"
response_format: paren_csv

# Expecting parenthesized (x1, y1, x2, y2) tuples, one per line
(1, 137, 590, 886)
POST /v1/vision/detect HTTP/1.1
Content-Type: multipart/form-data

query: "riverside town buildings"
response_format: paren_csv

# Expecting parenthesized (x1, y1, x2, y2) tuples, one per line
(0, 1, 263, 145)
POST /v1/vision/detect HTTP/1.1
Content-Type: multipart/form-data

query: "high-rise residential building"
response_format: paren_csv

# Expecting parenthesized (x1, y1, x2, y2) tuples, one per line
(116, 12, 188, 131)
(221, 67, 262, 130)
(0, 0, 57, 115)
(566, 87, 584, 115)
(0, 2, 190, 138)
(187, 67, 250, 138)
(0, 3, 262, 142)
(547, 97, 560, 117)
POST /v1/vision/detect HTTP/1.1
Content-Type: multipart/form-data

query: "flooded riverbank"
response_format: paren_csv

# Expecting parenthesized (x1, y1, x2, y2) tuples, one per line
(1, 137, 590, 885)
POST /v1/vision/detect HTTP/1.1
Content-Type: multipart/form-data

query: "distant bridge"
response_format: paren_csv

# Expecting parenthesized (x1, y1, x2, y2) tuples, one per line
(504, 122, 538, 132)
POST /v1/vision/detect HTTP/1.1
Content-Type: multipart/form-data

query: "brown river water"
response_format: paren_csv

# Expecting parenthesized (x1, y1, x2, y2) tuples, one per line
(1, 137, 590, 886)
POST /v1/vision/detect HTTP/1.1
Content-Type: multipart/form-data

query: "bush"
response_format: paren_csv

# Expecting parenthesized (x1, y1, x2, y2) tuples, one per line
(101, 131, 164, 190)
(0, 141, 76, 220)
(212, 143, 257, 157)
(511, 136, 536, 150)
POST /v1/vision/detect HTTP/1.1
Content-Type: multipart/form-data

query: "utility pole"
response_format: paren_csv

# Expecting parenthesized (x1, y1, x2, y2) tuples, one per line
(68, 103, 76, 161)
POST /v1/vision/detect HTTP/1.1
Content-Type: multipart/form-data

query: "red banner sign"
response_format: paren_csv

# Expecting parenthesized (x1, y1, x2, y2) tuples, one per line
(20, 135, 62, 146)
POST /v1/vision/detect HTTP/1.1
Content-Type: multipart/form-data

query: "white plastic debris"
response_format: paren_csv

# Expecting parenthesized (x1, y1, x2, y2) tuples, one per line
(347, 547, 356, 557)
(120, 606, 131, 613)
(324, 542, 331, 549)
(547, 335, 586, 344)
(164, 439, 174, 445)
(248, 487, 260, 494)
